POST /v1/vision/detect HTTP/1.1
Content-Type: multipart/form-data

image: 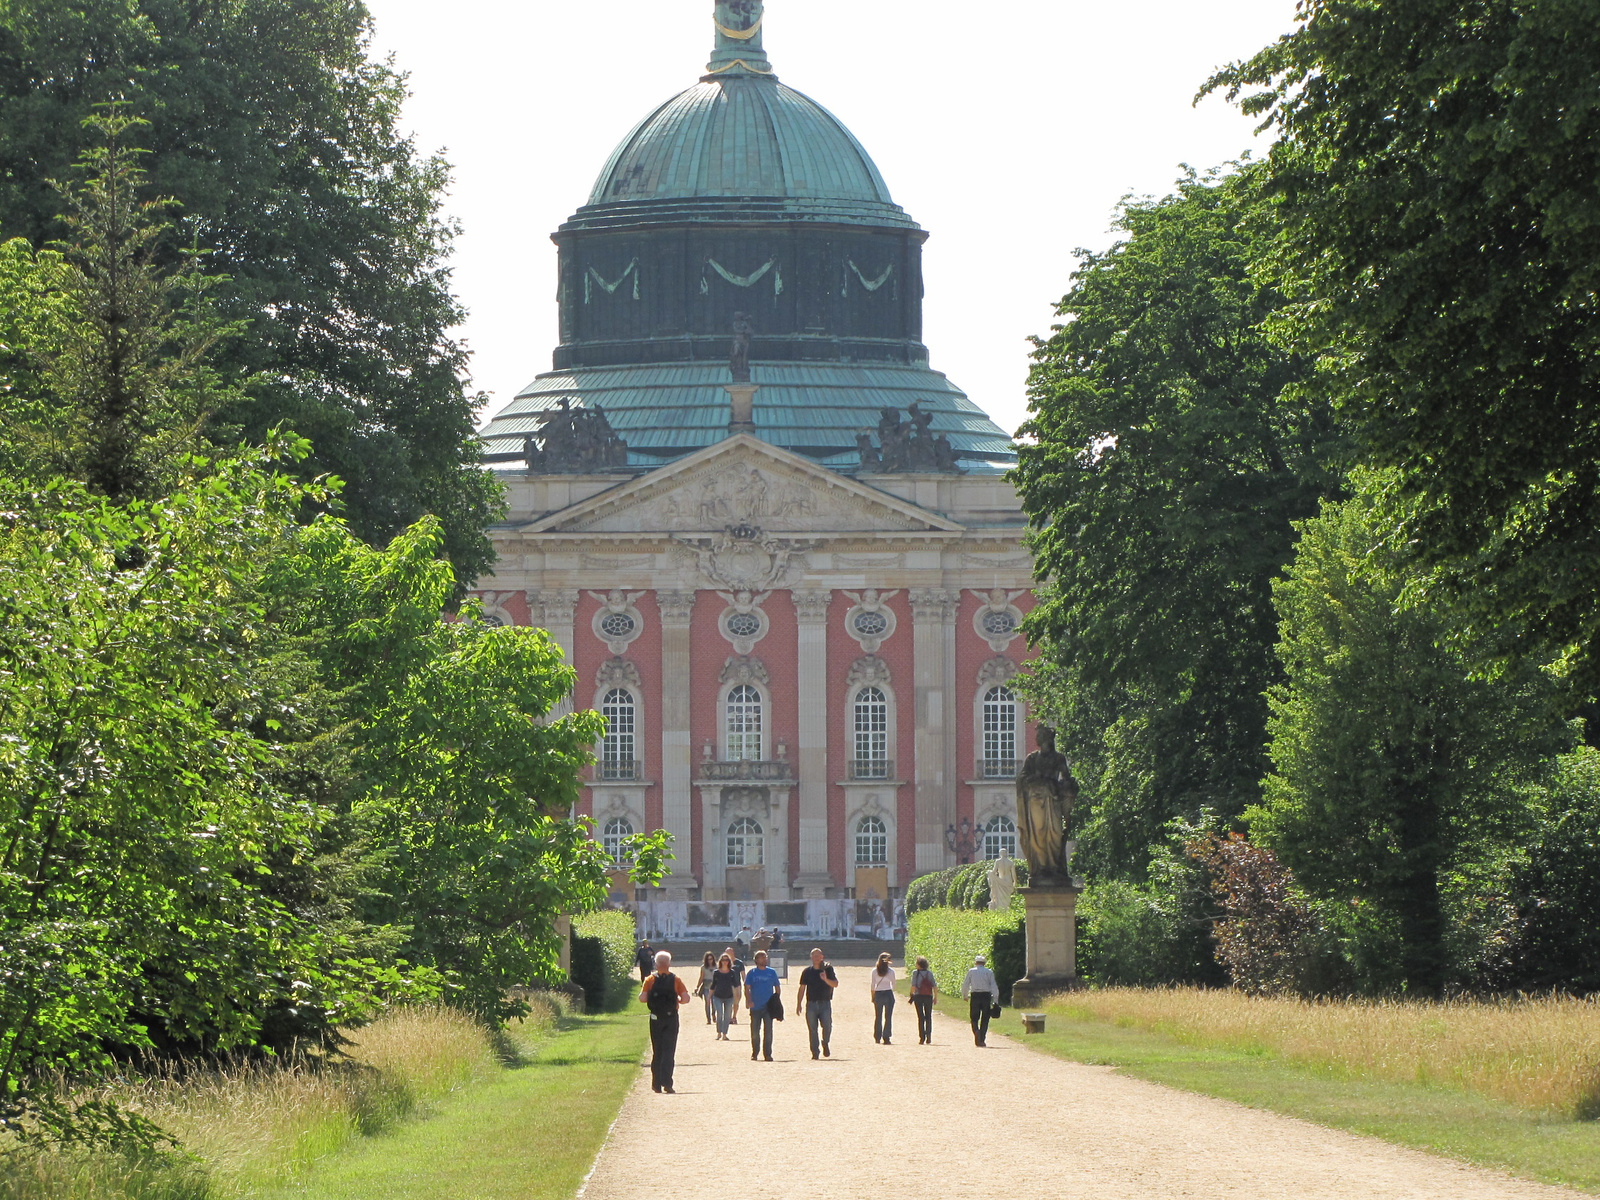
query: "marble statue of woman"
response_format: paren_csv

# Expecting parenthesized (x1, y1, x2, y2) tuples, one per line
(1016, 726, 1077, 883)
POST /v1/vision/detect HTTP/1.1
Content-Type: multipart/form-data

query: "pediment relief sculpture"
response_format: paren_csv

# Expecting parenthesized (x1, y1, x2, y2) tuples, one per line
(672, 527, 808, 591)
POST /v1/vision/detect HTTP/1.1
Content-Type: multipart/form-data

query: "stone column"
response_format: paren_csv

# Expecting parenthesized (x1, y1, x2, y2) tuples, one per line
(529, 589, 579, 718)
(909, 588, 957, 873)
(792, 590, 832, 896)
(657, 590, 698, 894)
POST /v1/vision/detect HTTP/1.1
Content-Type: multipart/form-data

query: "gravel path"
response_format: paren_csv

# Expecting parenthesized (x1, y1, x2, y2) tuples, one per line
(579, 966, 1581, 1200)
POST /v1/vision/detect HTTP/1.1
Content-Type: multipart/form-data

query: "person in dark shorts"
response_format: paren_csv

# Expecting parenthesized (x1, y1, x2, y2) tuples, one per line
(639, 951, 690, 1092)
(909, 956, 937, 1044)
(795, 947, 839, 1059)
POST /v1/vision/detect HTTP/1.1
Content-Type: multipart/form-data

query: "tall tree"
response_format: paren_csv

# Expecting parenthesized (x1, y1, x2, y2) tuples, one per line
(1254, 483, 1569, 994)
(1013, 167, 1344, 877)
(0, 0, 500, 579)
(1209, 0, 1600, 690)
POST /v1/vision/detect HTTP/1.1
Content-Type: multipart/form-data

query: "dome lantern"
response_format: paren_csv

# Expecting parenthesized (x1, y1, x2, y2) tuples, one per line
(705, 0, 775, 80)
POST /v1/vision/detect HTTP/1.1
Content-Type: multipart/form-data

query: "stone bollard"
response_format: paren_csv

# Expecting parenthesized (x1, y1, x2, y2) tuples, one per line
(1022, 1012, 1047, 1034)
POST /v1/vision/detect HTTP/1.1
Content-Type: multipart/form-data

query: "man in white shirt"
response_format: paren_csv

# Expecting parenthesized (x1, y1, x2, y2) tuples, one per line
(961, 955, 1001, 1047)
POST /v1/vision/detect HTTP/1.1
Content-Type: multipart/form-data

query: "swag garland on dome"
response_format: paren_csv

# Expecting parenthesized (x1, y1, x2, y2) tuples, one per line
(714, 15, 762, 39)
(705, 58, 774, 75)
(700, 257, 783, 298)
(846, 261, 894, 294)
(586, 258, 640, 302)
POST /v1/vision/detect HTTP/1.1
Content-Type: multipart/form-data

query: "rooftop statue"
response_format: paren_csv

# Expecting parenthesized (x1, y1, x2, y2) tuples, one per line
(524, 398, 630, 474)
(730, 312, 754, 384)
(858, 402, 964, 473)
(1016, 726, 1078, 884)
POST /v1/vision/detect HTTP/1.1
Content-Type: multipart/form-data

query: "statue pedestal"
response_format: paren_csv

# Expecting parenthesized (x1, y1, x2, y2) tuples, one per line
(725, 383, 757, 432)
(1011, 881, 1084, 1008)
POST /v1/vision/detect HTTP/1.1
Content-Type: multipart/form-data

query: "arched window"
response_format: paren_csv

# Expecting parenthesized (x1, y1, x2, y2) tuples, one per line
(982, 815, 1018, 861)
(601, 688, 636, 779)
(726, 684, 763, 761)
(853, 686, 888, 778)
(602, 816, 635, 865)
(855, 815, 889, 865)
(982, 686, 1019, 776)
(726, 816, 764, 866)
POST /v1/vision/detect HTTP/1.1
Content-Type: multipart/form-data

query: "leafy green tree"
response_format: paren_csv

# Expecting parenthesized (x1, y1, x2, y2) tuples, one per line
(1014, 166, 1344, 877)
(1253, 485, 1570, 994)
(1504, 747, 1600, 992)
(1209, 0, 1600, 690)
(0, 0, 500, 579)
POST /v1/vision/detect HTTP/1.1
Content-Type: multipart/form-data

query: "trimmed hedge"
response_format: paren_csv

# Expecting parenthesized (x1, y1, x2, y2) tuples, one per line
(906, 860, 1032, 915)
(906, 906, 1024, 1006)
(571, 910, 638, 1011)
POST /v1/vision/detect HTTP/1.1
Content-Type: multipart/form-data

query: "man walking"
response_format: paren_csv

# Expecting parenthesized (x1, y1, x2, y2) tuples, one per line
(743, 949, 781, 1061)
(639, 951, 690, 1093)
(635, 939, 656, 982)
(962, 954, 1000, 1047)
(794, 947, 838, 1059)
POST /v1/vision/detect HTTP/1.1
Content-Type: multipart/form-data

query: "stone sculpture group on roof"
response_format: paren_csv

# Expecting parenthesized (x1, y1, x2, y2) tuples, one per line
(524, 398, 630, 474)
(856, 402, 963, 473)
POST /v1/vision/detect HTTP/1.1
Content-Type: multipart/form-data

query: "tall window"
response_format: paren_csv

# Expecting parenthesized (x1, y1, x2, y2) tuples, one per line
(982, 815, 1018, 861)
(601, 688, 636, 778)
(982, 686, 1018, 775)
(853, 686, 888, 777)
(726, 684, 763, 760)
(855, 815, 888, 865)
(602, 816, 635, 865)
(726, 816, 764, 866)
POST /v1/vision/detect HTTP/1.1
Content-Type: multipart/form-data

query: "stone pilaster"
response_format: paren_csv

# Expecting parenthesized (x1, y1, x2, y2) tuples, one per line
(791, 589, 832, 895)
(657, 590, 698, 893)
(909, 587, 957, 872)
(530, 589, 579, 718)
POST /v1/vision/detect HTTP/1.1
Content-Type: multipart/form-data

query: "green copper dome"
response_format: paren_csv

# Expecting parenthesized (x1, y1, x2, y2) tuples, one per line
(589, 78, 897, 210)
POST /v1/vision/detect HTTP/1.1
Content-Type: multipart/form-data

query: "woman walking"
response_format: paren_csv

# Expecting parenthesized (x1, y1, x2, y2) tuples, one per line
(697, 951, 716, 1024)
(710, 952, 740, 1039)
(909, 956, 937, 1044)
(870, 952, 896, 1045)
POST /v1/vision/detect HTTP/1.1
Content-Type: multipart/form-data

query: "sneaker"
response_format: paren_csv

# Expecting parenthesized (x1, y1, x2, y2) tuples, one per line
(663, 1086, 675, 1094)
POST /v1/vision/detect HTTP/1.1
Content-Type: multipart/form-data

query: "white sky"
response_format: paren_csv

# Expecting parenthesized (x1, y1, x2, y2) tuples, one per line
(361, 0, 1297, 440)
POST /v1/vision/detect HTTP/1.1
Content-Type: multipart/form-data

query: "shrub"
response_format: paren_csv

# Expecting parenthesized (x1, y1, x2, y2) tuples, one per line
(905, 867, 960, 915)
(906, 907, 1023, 1005)
(571, 911, 637, 1012)
(1077, 879, 1221, 988)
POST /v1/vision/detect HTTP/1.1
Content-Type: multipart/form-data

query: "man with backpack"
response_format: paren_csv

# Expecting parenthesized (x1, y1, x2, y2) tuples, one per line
(638, 951, 690, 1093)
(742, 949, 781, 1061)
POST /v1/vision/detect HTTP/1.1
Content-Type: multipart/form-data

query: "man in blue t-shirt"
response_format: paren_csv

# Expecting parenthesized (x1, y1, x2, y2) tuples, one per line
(742, 949, 781, 1061)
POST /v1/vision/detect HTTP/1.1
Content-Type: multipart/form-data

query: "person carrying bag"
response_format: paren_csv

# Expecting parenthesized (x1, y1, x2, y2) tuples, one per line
(961, 954, 1001, 1048)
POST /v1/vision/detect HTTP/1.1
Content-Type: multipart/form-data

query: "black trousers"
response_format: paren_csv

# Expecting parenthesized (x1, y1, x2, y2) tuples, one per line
(912, 994, 934, 1042)
(649, 1015, 679, 1089)
(873, 991, 895, 1041)
(969, 992, 992, 1044)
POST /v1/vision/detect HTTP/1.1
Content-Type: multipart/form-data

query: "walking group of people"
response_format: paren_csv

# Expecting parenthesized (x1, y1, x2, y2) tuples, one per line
(638, 946, 1006, 1093)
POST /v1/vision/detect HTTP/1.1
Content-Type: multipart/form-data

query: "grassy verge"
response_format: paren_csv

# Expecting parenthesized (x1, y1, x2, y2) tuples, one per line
(253, 1008, 646, 1200)
(946, 994, 1600, 1194)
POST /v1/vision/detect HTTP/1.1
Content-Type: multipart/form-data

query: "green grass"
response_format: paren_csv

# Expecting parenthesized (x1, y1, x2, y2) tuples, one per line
(257, 1009, 647, 1200)
(951, 997, 1600, 1194)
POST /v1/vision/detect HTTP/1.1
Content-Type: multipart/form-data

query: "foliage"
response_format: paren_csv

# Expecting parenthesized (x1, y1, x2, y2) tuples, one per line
(1076, 815, 1224, 989)
(904, 868, 960, 916)
(1014, 165, 1345, 879)
(0, 2, 501, 580)
(1504, 748, 1600, 994)
(1209, 0, 1600, 691)
(1253, 485, 1571, 995)
(1189, 833, 1342, 995)
(905, 907, 1023, 1006)
(570, 911, 640, 1013)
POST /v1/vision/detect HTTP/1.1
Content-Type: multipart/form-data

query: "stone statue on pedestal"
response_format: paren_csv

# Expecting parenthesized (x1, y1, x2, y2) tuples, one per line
(986, 850, 1016, 911)
(730, 312, 753, 383)
(1016, 726, 1077, 883)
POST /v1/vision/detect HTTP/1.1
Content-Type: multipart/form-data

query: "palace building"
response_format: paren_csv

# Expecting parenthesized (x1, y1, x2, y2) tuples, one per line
(470, 1, 1037, 931)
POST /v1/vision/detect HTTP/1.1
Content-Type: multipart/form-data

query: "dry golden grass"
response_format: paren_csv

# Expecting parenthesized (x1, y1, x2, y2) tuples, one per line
(1047, 987, 1600, 1117)
(0, 997, 567, 1200)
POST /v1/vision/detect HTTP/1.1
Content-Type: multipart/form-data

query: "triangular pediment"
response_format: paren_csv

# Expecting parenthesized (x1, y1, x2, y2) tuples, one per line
(521, 435, 964, 536)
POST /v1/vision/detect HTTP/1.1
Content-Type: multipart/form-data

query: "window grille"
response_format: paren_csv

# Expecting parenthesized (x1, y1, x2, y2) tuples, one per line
(726, 816, 764, 866)
(855, 815, 889, 865)
(982, 685, 1018, 774)
(600, 611, 635, 638)
(601, 688, 636, 775)
(726, 684, 763, 760)
(982, 815, 1018, 861)
(602, 816, 635, 864)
